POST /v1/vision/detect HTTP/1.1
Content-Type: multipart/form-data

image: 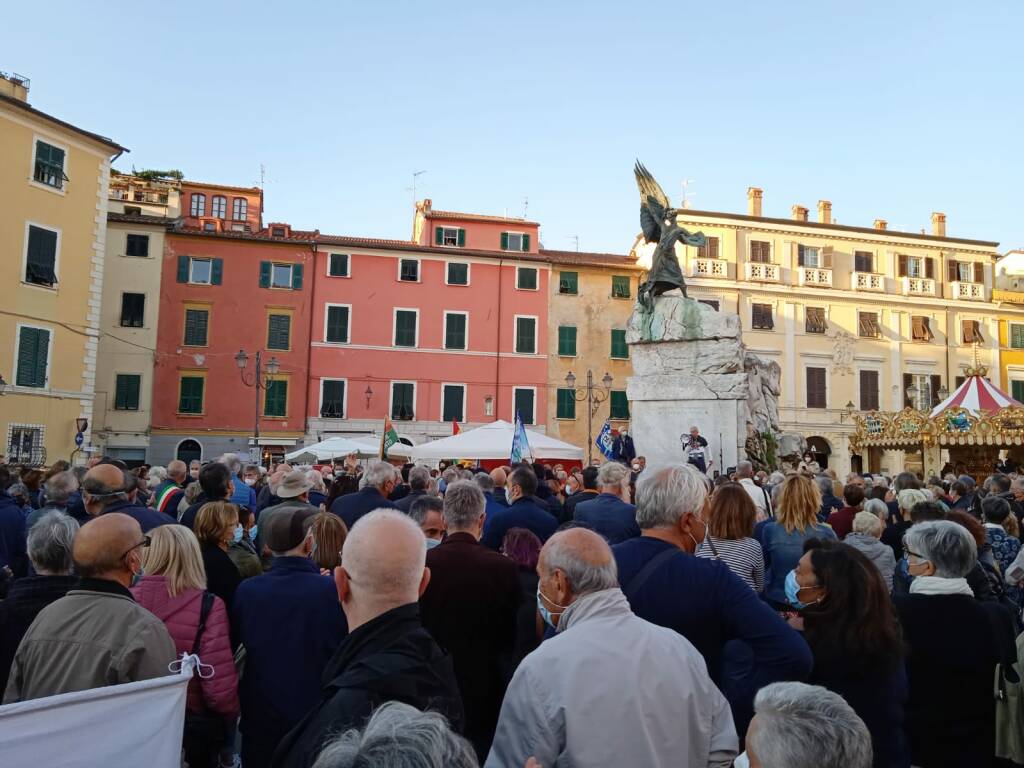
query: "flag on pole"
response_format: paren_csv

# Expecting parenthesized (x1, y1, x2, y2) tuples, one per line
(595, 421, 616, 461)
(510, 410, 534, 464)
(452, 420, 460, 435)
(380, 416, 399, 459)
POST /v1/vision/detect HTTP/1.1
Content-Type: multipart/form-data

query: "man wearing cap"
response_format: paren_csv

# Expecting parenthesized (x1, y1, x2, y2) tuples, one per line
(233, 471, 347, 768)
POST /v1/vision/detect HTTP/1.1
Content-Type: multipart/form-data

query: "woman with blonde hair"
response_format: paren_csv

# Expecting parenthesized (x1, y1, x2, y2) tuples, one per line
(131, 525, 239, 767)
(194, 501, 242, 612)
(310, 511, 348, 571)
(759, 473, 837, 608)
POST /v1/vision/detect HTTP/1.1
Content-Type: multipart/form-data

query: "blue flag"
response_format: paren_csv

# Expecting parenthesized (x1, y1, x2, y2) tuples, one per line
(510, 410, 534, 464)
(595, 421, 616, 461)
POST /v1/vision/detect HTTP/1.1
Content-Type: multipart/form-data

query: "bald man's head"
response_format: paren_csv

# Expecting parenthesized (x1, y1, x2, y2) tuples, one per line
(537, 528, 619, 626)
(167, 460, 187, 482)
(490, 467, 506, 488)
(82, 464, 128, 514)
(335, 508, 429, 630)
(74, 512, 144, 585)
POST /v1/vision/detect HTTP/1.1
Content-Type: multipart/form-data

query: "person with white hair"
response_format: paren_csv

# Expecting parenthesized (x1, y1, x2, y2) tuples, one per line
(274, 510, 463, 768)
(735, 460, 772, 520)
(222, 453, 256, 510)
(880, 487, 929, 561)
(845, 509, 896, 590)
(394, 465, 432, 513)
(611, 464, 812, 735)
(25, 470, 79, 530)
(487, 527, 737, 767)
(572, 461, 640, 544)
(739, 681, 872, 768)
(328, 460, 399, 528)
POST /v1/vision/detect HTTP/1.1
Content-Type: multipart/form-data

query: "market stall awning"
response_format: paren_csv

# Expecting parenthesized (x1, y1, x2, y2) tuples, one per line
(285, 435, 412, 462)
(930, 374, 1022, 418)
(408, 420, 583, 461)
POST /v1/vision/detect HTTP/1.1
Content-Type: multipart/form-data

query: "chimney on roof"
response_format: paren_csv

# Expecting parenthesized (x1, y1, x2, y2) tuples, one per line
(0, 71, 30, 102)
(747, 187, 763, 217)
(791, 205, 808, 222)
(931, 212, 946, 237)
(817, 200, 832, 225)
(873, 219, 888, 231)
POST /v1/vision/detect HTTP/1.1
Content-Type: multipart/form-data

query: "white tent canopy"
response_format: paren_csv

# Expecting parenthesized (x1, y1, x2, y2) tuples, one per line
(285, 435, 411, 462)
(407, 420, 583, 461)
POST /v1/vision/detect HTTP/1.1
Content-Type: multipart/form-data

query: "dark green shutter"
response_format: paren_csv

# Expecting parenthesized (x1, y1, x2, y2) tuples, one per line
(179, 376, 204, 413)
(558, 326, 577, 356)
(445, 314, 466, 349)
(291, 263, 303, 290)
(610, 391, 630, 419)
(435, 227, 444, 245)
(177, 256, 189, 283)
(264, 380, 287, 417)
(326, 306, 349, 343)
(442, 386, 464, 422)
(395, 311, 417, 347)
(516, 318, 536, 354)
(259, 261, 271, 288)
(16, 327, 49, 387)
(268, 315, 291, 350)
(321, 380, 346, 417)
(522, 234, 530, 251)
(392, 382, 415, 420)
(501, 232, 509, 250)
(211, 258, 223, 285)
(457, 229, 466, 247)
(115, 374, 141, 410)
(557, 389, 576, 419)
(611, 329, 628, 359)
(514, 389, 534, 424)
(184, 309, 209, 346)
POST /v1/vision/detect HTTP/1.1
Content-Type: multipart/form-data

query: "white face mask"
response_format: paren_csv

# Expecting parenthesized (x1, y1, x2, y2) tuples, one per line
(631, 463, 640, 471)
(243, 478, 257, 486)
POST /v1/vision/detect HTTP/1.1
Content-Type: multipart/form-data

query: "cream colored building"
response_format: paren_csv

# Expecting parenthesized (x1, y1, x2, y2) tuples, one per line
(0, 73, 123, 465)
(669, 189, 1001, 477)
(92, 175, 180, 465)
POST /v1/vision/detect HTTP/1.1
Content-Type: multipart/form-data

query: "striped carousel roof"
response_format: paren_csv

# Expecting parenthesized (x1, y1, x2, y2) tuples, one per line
(929, 374, 1022, 417)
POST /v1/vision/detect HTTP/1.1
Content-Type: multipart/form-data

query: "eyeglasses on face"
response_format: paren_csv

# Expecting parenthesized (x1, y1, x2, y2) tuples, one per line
(120, 535, 151, 560)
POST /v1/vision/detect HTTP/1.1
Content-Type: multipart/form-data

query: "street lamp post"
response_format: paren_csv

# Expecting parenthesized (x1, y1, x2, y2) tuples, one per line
(235, 349, 280, 461)
(565, 369, 613, 465)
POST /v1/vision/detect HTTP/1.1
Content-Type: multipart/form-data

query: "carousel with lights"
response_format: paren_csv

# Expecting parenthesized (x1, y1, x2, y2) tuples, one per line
(850, 363, 1024, 478)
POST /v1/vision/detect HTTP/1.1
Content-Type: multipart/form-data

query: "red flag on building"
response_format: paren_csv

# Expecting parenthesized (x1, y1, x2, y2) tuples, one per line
(452, 419, 460, 435)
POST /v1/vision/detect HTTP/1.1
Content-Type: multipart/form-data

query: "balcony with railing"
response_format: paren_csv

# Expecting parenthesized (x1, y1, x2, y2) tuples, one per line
(690, 258, 728, 279)
(853, 272, 885, 292)
(744, 262, 780, 283)
(901, 276, 936, 296)
(798, 267, 833, 288)
(950, 281, 985, 301)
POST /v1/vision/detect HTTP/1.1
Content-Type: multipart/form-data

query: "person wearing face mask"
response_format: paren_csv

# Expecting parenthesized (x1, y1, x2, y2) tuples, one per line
(223, 453, 257, 511)
(228, 505, 263, 579)
(194, 502, 243, 615)
(188, 460, 202, 485)
(3, 513, 177, 702)
(481, 466, 557, 551)
(82, 463, 176, 533)
(409, 495, 446, 549)
(611, 426, 636, 466)
(488, 527, 737, 768)
(181, 462, 235, 530)
(328, 461, 400, 528)
(233, 503, 347, 768)
(612, 464, 812, 738)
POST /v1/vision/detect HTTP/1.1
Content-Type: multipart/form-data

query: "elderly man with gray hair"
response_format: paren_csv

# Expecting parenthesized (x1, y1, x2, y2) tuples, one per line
(0, 511, 80, 691)
(25, 471, 79, 531)
(572, 461, 640, 544)
(612, 464, 812, 736)
(328, 460, 399, 528)
(419, 480, 520, 760)
(487, 527, 737, 767)
(394, 465, 432, 513)
(739, 681, 872, 768)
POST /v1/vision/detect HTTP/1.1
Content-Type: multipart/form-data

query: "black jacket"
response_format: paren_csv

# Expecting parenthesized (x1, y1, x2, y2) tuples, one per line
(328, 487, 399, 529)
(272, 603, 464, 768)
(0, 574, 77, 691)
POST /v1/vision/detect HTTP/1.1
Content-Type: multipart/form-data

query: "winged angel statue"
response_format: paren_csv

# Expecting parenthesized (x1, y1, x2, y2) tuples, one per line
(634, 161, 706, 313)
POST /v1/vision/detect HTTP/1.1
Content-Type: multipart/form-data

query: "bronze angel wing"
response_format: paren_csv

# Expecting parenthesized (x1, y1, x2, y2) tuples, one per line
(634, 161, 672, 244)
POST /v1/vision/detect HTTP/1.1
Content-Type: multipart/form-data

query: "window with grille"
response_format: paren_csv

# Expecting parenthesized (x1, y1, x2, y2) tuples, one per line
(267, 314, 291, 350)
(391, 382, 415, 420)
(442, 385, 465, 423)
(911, 316, 933, 342)
(513, 388, 535, 424)
(610, 390, 630, 419)
(805, 307, 826, 334)
(16, 326, 50, 388)
(329, 253, 349, 277)
(610, 329, 629, 359)
(515, 317, 537, 354)
(179, 376, 204, 414)
(446, 263, 469, 285)
(557, 326, 577, 356)
(559, 271, 578, 295)
(211, 196, 227, 218)
(125, 234, 149, 257)
(33, 141, 67, 189)
(517, 267, 538, 290)
(750, 241, 771, 263)
(183, 309, 209, 346)
(697, 237, 719, 260)
(115, 374, 141, 411)
(962, 320, 983, 344)
(399, 259, 419, 282)
(120, 293, 145, 328)
(806, 368, 827, 409)
(326, 306, 350, 343)
(7, 426, 44, 465)
(321, 380, 346, 418)
(232, 197, 248, 221)
(445, 313, 467, 350)
(501, 232, 529, 252)
(1011, 324, 1024, 349)
(611, 276, 631, 299)
(751, 303, 774, 330)
(859, 370, 879, 411)
(854, 251, 874, 272)
(859, 312, 881, 338)
(25, 225, 58, 287)
(264, 380, 288, 417)
(556, 388, 576, 419)
(394, 310, 417, 347)
(190, 194, 206, 217)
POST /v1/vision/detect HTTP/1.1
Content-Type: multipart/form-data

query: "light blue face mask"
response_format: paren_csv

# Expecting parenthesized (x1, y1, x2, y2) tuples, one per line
(536, 587, 567, 630)
(232, 525, 244, 544)
(425, 537, 442, 549)
(784, 569, 821, 610)
(249, 524, 258, 541)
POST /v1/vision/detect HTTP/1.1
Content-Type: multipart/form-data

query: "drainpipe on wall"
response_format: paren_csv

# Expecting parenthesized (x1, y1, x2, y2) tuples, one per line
(494, 258, 503, 421)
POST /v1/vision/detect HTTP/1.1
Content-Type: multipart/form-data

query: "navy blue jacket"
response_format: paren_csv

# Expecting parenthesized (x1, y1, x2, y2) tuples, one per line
(573, 493, 640, 544)
(66, 490, 89, 524)
(0, 493, 27, 576)
(393, 490, 428, 513)
(329, 486, 398, 528)
(612, 434, 636, 463)
(481, 497, 557, 551)
(482, 492, 506, 530)
(233, 557, 347, 768)
(613, 536, 812, 734)
(97, 498, 176, 533)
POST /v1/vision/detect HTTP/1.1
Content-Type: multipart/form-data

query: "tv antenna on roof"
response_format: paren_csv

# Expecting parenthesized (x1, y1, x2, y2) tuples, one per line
(523, 196, 529, 219)
(568, 235, 579, 252)
(680, 179, 696, 209)
(407, 170, 427, 206)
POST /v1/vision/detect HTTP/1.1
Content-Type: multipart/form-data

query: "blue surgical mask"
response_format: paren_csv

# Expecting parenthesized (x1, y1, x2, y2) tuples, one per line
(425, 537, 442, 549)
(784, 569, 821, 610)
(249, 524, 258, 541)
(232, 525, 244, 544)
(536, 587, 567, 630)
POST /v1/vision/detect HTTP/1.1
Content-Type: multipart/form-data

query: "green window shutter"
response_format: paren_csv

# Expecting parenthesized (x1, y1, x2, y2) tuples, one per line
(558, 326, 577, 356)
(291, 263, 304, 290)
(326, 306, 350, 343)
(457, 229, 466, 247)
(392, 382, 415, 420)
(442, 386, 464, 422)
(556, 388, 576, 419)
(610, 391, 630, 419)
(514, 389, 535, 424)
(445, 314, 467, 349)
(516, 318, 536, 354)
(177, 255, 189, 283)
(435, 227, 444, 245)
(115, 374, 141, 410)
(395, 311, 417, 347)
(611, 329, 629, 359)
(321, 380, 346, 417)
(501, 232, 509, 251)
(184, 309, 209, 346)
(1013, 325, 1024, 349)
(179, 376, 204, 414)
(267, 315, 291, 350)
(522, 234, 530, 251)
(1013, 381, 1024, 403)
(264, 380, 287, 417)
(611, 276, 631, 298)
(16, 327, 49, 388)
(559, 271, 578, 294)
(211, 258, 223, 285)
(259, 261, 272, 288)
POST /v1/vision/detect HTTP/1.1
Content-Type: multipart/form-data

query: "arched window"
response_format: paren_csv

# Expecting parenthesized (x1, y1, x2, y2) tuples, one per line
(190, 193, 206, 217)
(175, 438, 202, 465)
(211, 195, 227, 219)
(232, 197, 248, 221)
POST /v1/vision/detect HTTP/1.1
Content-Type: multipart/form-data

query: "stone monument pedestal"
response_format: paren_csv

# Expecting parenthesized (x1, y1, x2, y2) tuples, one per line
(626, 295, 774, 474)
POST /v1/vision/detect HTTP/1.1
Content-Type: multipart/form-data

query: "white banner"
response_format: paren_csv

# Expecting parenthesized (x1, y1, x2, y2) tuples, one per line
(0, 655, 196, 768)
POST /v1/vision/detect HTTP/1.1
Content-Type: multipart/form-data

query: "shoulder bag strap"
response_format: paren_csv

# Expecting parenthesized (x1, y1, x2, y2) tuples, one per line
(190, 591, 216, 656)
(624, 547, 681, 602)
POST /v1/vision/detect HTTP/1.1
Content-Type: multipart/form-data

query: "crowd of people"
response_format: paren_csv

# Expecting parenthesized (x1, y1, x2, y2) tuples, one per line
(0, 450, 1023, 767)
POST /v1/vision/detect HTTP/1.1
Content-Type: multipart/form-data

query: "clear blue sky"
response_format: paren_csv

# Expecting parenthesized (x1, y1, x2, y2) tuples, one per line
(7, 1, 1024, 252)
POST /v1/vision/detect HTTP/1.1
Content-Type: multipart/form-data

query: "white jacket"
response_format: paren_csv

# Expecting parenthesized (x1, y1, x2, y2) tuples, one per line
(485, 588, 738, 768)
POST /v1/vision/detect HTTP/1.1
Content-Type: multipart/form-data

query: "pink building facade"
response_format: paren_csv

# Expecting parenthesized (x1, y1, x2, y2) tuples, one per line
(307, 205, 550, 445)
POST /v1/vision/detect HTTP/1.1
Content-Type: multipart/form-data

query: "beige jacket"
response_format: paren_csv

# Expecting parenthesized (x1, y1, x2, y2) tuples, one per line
(4, 578, 177, 703)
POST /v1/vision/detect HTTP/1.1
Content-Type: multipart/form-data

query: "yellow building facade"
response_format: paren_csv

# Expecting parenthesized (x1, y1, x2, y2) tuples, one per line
(0, 74, 123, 464)
(992, 251, 1024, 401)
